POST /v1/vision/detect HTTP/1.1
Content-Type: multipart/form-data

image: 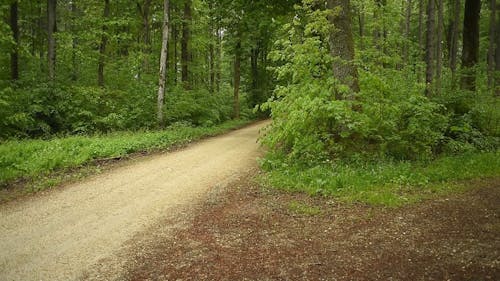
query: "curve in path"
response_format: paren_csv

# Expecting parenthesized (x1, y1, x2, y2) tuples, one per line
(0, 121, 268, 281)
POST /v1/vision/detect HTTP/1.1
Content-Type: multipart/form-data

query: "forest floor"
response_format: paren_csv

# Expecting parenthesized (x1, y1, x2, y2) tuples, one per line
(119, 173, 500, 281)
(1, 121, 499, 281)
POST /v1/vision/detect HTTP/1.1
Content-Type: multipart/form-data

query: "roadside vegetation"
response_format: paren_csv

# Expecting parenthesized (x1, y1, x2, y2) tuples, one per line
(0, 119, 251, 190)
(259, 1, 499, 206)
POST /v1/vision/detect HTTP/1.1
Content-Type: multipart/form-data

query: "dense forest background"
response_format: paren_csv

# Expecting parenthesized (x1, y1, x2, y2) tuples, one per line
(0, 0, 498, 164)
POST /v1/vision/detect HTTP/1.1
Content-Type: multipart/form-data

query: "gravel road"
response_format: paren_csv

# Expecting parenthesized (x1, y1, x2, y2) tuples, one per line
(0, 121, 267, 281)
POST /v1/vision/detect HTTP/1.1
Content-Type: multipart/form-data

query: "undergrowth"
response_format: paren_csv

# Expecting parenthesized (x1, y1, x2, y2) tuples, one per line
(261, 151, 500, 207)
(0, 119, 252, 189)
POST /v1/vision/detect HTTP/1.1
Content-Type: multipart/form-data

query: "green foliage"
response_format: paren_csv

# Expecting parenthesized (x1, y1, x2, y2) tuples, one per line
(0, 119, 251, 188)
(261, 151, 500, 207)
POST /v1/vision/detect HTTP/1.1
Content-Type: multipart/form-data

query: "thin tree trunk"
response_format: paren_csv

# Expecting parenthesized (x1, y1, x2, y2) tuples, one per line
(358, 4, 365, 50)
(404, 0, 412, 65)
(449, 0, 460, 78)
(181, 0, 191, 89)
(425, 0, 436, 96)
(418, 0, 424, 54)
(436, 0, 443, 93)
(488, 0, 497, 88)
(216, 27, 222, 93)
(140, 0, 152, 74)
(47, 0, 57, 80)
(172, 22, 178, 85)
(233, 40, 241, 119)
(157, 0, 170, 127)
(461, 0, 481, 91)
(98, 0, 110, 87)
(327, 0, 360, 97)
(495, 3, 500, 96)
(10, 1, 19, 80)
(71, 1, 78, 81)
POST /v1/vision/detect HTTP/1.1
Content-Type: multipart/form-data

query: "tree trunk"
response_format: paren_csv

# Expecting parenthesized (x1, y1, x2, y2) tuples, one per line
(71, 1, 78, 81)
(181, 0, 191, 89)
(157, 0, 170, 127)
(139, 0, 152, 74)
(404, 0, 412, 65)
(495, 3, 500, 96)
(47, 0, 57, 80)
(233, 40, 241, 119)
(98, 0, 110, 87)
(216, 28, 222, 93)
(418, 0, 424, 55)
(358, 4, 365, 50)
(436, 0, 444, 93)
(172, 22, 178, 85)
(488, 0, 497, 88)
(425, 0, 436, 96)
(449, 0, 460, 78)
(327, 0, 360, 97)
(461, 0, 481, 92)
(10, 1, 19, 81)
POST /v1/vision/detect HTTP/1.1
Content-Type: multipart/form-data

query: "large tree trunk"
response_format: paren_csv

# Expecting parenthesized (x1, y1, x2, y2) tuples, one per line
(327, 0, 360, 97)
(488, 0, 497, 88)
(98, 0, 110, 87)
(425, 0, 436, 96)
(157, 0, 170, 127)
(233, 40, 241, 119)
(10, 1, 19, 80)
(461, 0, 481, 91)
(449, 0, 461, 79)
(436, 0, 444, 93)
(181, 0, 192, 89)
(47, 0, 57, 80)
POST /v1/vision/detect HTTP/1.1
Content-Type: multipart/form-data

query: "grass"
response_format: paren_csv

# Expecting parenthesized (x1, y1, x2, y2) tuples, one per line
(0, 119, 252, 190)
(261, 151, 500, 207)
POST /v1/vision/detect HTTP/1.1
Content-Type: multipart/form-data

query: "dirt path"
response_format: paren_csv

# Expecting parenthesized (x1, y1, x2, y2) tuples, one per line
(0, 121, 268, 281)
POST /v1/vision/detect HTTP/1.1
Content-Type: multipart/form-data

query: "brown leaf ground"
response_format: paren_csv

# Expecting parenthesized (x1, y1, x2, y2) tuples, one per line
(123, 172, 500, 281)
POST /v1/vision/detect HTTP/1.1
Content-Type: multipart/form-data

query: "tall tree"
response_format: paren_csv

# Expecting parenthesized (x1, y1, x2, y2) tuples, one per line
(10, 1, 19, 80)
(495, 1, 500, 96)
(233, 39, 241, 119)
(404, 0, 412, 65)
(327, 0, 360, 96)
(181, 0, 192, 89)
(425, 0, 436, 96)
(157, 0, 170, 126)
(488, 0, 497, 88)
(98, 0, 110, 87)
(448, 0, 461, 78)
(47, 0, 57, 80)
(436, 0, 444, 93)
(138, 0, 152, 74)
(461, 0, 481, 91)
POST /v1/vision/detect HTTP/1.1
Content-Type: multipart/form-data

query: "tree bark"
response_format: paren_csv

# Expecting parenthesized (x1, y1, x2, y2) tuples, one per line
(327, 0, 360, 97)
(488, 0, 497, 88)
(495, 3, 500, 96)
(157, 0, 170, 127)
(10, 1, 19, 80)
(47, 0, 57, 80)
(449, 0, 460, 78)
(418, 0, 424, 56)
(98, 0, 110, 87)
(436, 0, 444, 93)
(357, 4, 365, 50)
(181, 0, 192, 89)
(404, 0, 412, 65)
(233, 40, 241, 119)
(461, 0, 481, 91)
(425, 0, 436, 96)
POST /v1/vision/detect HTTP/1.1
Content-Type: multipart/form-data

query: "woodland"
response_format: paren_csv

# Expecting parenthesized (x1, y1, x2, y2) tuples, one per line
(0, 0, 499, 199)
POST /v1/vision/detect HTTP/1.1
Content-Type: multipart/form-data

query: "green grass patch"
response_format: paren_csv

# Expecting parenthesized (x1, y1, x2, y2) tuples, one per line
(261, 151, 500, 207)
(0, 119, 252, 189)
(287, 200, 322, 215)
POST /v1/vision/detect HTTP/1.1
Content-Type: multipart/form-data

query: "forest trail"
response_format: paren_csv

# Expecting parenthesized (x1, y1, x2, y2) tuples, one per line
(0, 121, 268, 281)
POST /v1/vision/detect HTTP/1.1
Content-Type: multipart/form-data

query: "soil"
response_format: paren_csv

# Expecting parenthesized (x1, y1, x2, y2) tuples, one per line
(121, 173, 500, 281)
